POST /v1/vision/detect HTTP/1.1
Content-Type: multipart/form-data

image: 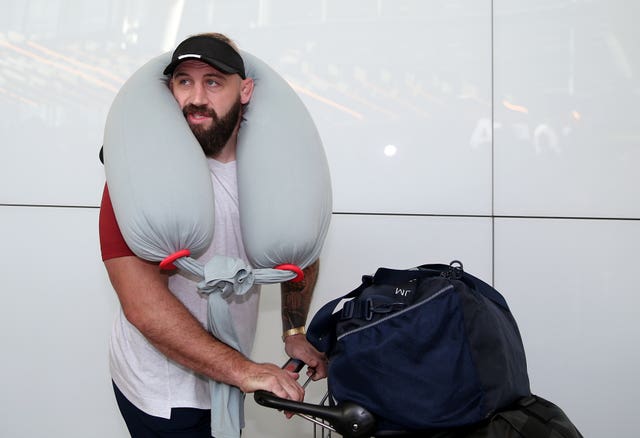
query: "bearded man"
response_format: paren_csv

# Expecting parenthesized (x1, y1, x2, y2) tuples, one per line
(99, 33, 325, 438)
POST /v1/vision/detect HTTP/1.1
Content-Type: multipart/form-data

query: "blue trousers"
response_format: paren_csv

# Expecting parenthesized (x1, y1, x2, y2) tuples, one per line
(113, 382, 212, 438)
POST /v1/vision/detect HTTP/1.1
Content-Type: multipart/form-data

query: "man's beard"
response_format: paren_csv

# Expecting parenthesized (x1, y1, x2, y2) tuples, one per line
(183, 99, 243, 158)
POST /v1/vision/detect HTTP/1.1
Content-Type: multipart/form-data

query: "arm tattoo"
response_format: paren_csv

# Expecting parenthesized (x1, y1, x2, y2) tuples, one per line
(281, 259, 319, 331)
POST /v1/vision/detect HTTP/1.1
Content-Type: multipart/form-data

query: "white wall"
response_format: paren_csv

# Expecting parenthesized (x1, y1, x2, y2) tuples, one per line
(1, 1, 638, 437)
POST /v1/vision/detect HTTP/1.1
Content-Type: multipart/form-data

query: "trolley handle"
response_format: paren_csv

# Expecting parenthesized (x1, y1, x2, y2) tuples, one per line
(254, 391, 375, 438)
(282, 358, 306, 373)
(253, 359, 376, 438)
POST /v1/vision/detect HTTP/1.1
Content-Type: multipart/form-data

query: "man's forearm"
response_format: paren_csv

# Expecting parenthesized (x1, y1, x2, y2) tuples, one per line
(281, 259, 319, 331)
(105, 257, 249, 381)
(281, 259, 328, 379)
(106, 256, 306, 400)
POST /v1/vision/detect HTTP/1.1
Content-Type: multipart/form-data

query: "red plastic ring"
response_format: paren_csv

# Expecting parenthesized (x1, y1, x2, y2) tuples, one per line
(275, 264, 304, 283)
(159, 249, 191, 270)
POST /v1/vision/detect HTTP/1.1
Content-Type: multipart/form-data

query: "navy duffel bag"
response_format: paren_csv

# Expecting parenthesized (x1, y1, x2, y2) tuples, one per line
(307, 261, 531, 433)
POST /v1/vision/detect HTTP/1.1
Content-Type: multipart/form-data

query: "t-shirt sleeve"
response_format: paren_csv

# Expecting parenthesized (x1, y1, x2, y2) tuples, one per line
(99, 184, 134, 260)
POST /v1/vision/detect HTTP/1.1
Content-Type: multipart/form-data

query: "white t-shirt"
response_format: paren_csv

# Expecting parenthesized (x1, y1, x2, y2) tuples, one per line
(109, 158, 261, 419)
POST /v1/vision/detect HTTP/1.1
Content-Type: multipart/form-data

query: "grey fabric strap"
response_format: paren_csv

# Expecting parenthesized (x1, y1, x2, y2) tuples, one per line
(207, 292, 245, 438)
(174, 255, 296, 297)
(198, 259, 296, 438)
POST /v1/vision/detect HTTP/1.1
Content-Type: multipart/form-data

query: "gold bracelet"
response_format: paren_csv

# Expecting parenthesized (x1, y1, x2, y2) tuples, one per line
(282, 326, 306, 342)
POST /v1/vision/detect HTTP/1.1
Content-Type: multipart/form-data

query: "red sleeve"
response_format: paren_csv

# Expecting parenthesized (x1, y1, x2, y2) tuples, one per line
(99, 184, 135, 260)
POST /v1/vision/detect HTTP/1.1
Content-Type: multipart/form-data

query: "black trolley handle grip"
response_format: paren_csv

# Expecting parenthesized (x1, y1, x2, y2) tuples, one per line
(254, 358, 376, 438)
(253, 390, 376, 438)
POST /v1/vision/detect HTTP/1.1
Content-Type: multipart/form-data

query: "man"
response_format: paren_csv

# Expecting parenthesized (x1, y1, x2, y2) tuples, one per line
(99, 33, 327, 437)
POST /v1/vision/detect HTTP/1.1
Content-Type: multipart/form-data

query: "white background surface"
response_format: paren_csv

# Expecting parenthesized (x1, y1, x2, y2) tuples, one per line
(1, 1, 639, 437)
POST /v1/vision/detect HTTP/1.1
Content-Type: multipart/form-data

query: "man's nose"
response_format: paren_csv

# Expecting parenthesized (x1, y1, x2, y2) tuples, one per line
(190, 83, 207, 106)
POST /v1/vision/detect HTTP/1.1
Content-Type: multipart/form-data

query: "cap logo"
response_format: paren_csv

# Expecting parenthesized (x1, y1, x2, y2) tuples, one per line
(178, 54, 202, 60)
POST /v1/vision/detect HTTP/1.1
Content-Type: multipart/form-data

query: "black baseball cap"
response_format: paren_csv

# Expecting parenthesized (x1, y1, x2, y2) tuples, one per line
(163, 35, 246, 79)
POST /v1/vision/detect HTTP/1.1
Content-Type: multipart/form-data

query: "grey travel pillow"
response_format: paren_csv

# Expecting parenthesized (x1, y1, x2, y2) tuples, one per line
(104, 51, 331, 285)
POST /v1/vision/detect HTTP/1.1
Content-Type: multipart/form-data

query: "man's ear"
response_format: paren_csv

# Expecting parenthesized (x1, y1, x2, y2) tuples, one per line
(240, 78, 254, 104)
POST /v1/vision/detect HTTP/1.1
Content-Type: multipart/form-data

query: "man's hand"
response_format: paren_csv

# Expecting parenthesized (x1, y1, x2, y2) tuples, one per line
(237, 362, 305, 402)
(284, 334, 328, 380)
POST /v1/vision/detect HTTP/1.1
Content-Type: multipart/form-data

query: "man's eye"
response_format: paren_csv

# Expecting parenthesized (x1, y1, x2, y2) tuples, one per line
(206, 80, 219, 87)
(177, 79, 191, 86)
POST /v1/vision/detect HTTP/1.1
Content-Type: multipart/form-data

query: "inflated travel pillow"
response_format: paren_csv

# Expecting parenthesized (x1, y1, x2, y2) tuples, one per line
(103, 51, 332, 438)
